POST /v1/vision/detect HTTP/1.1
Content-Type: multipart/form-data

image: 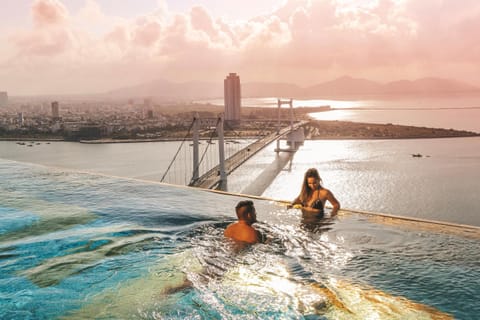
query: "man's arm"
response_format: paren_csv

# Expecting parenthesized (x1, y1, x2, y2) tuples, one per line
(256, 230, 267, 244)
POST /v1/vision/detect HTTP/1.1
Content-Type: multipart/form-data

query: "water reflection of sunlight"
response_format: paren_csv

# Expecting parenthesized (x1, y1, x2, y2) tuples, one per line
(294, 140, 354, 163)
(240, 263, 295, 295)
(319, 233, 353, 270)
(196, 97, 363, 109)
(292, 99, 361, 109)
(242, 98, 362, 109)
(309, 109, 357, 121)
(263, 140, 357, 201)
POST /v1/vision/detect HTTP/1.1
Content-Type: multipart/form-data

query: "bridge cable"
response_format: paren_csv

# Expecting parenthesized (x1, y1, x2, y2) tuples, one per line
(189, 117, 221, 185)
(222, 121, 247, 160)
(160, 119, 195, 183)
(183, 139, 188, 185)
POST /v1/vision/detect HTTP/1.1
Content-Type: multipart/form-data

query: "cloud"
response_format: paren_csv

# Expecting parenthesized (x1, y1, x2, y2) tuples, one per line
(12, 29, 72, 56)
(2, 0, 480, 94)
(132, 17, 163, 47)
(105, 25, 130, 50)
(405, 0, 480, 62)
(31, 0, 69, 27)
(190, 6, 217, 39)
(8, 0, 74, 58)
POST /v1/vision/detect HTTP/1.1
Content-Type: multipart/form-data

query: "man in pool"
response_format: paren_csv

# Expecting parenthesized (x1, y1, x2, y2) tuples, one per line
(224, 200, 263, 244)
(162, 201, 262, 295)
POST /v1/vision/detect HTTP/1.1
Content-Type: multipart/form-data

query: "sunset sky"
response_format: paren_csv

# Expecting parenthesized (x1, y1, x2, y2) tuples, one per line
(1, 0, 480, 95)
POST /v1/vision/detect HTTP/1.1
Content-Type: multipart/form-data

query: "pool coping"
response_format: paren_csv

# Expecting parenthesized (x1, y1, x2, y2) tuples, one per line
(199, 187, 480, 238)
(2, 158, 479, 237)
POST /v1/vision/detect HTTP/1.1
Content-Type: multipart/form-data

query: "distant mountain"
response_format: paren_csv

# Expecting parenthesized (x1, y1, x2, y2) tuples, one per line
(242, 82, 303, 97)
(304, 76, 384, 96)
(384, 77, 480, 94)
(105, 79, 222, 100)
(303, 76, 480, 96)
(106, 79, 303, 100)
(103, 76, 480, 100)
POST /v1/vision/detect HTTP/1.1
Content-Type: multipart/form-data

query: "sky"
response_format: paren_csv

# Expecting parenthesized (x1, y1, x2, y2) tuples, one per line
(1, 0, 480, 95)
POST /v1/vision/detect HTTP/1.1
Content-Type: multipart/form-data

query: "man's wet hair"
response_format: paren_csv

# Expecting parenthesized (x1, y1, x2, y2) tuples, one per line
(235, 200, 254, 215)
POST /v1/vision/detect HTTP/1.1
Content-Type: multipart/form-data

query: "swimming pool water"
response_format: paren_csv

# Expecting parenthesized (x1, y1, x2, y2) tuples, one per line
(1, 159, 479, 319)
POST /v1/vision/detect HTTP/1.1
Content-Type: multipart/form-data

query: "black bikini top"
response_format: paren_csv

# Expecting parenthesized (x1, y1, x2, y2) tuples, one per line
(311, 198, 324, 215)
(301, 197, 324, 218)
(311, 199, 324, 211)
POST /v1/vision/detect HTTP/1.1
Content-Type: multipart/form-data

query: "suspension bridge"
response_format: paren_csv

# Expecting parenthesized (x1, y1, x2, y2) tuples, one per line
(160, 99, 307, 191)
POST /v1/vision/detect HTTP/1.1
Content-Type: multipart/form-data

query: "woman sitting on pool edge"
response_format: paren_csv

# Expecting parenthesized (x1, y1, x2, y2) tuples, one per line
(290, 168, 340, 217)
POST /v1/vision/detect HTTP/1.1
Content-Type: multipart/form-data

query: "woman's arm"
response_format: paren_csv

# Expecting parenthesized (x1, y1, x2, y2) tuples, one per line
(287, 196, 302, 209)
(292, 195, 302, 205)
(326, 189, 340, 216)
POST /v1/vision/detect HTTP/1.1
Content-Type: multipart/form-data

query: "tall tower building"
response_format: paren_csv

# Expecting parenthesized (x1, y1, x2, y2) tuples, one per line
(0, 92, 8, 107)
(18, 112, 24, 126)
(224, 73, 241, 124)
(51, 101, 60, 119)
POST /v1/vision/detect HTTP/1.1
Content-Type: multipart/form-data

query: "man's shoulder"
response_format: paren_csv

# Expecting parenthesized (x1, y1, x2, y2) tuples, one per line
(224, 222, 237, 235)
(224, 224, 260, 244)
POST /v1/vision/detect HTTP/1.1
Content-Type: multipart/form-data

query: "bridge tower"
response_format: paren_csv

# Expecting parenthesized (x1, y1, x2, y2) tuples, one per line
(275, 99, 305, 152)
(191, 114, 227, 187)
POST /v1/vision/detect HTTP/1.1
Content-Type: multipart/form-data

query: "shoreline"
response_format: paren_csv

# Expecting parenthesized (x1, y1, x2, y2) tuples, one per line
(309, 135, 480, 140)
(1, 120, 478, 143)
(4, 135, 479, 144)
(305, 120, 479, 140)
(0, 137, 64, 142)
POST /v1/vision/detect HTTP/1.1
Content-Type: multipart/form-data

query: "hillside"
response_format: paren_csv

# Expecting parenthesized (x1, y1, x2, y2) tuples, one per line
(103, 76, 480, 100)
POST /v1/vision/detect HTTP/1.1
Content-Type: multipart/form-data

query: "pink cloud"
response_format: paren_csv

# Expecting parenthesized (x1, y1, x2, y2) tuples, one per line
(190, 6, 217, 38)
(105, 25, 130, 50)
(13, 29, 72, 56)
(132, 17, 162, 47)
(8, 0, 73, 58)
(157, 9, 233, 57)
(31, 0, 69, 27)
(157, 14, 190, 56)
(404, 0, 480, 63)
(3, 0, 480, 94)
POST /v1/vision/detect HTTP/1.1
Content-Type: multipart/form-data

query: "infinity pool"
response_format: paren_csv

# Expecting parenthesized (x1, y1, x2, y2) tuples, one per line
(1, 159, 479, 319)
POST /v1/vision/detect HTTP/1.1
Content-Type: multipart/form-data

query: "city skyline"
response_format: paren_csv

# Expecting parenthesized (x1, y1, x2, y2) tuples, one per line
(1, 0, 480, 95)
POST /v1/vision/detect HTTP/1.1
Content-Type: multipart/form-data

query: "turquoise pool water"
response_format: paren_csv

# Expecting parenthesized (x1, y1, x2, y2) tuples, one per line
(1, 159, 479, 319)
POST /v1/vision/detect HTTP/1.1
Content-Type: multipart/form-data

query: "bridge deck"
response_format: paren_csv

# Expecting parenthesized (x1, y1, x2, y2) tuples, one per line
(190, 120, 308, 189)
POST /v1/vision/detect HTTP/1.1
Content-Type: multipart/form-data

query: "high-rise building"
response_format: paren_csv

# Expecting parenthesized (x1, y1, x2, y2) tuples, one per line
(224, 73, 241, 123)
(144, 98, 152, 108)
(18, 112, 24, 126)
(0, 92, 8, 107)
(51, 101, 60, 119)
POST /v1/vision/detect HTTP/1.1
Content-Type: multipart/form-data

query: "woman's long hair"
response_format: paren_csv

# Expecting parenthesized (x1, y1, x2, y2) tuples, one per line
(298, 168, 323, 203)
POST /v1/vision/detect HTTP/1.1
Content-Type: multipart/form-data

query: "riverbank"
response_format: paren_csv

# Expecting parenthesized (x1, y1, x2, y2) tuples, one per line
(78, 121, 480, 143)
(0, 137, 64, 142)
(306, 120, 479, 139)
(2, 120, 478, 143)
